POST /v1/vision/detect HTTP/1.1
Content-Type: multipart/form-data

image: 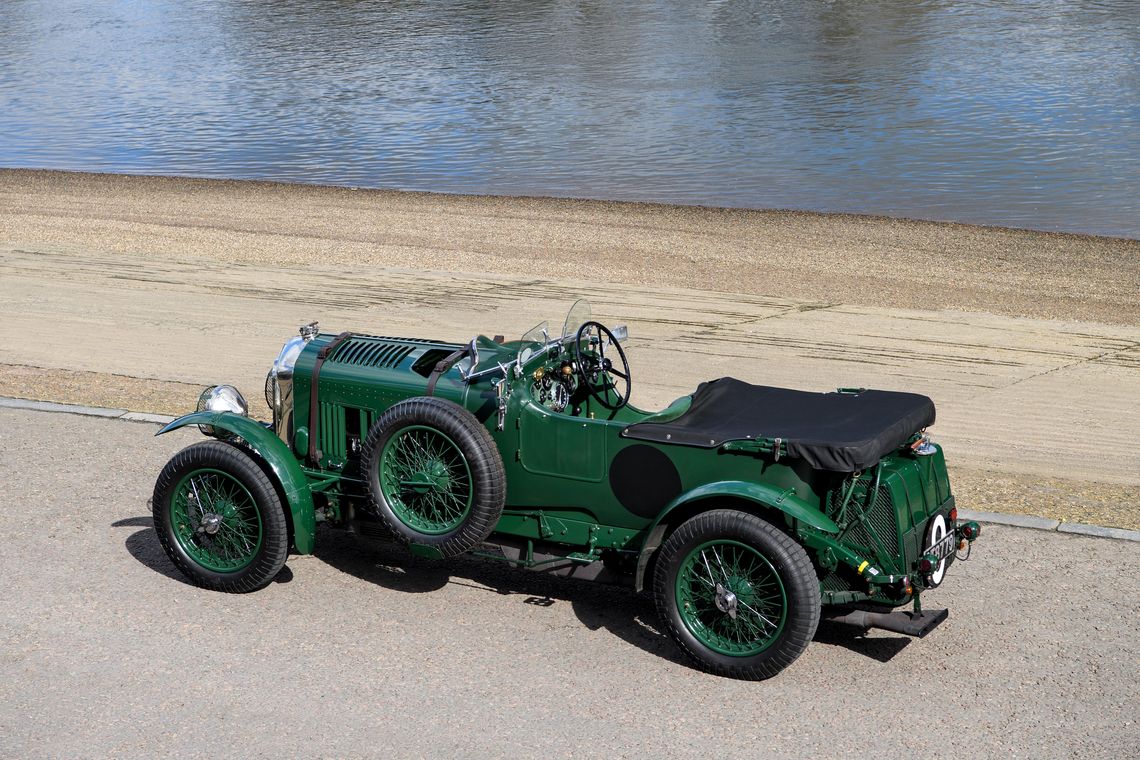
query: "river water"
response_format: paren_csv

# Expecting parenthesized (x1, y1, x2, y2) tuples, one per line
(1, 0, 1137, 237)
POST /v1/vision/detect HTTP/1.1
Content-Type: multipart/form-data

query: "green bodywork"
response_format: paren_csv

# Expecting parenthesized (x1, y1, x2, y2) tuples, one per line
(163, 318, 959, 608)
(157, 411, 316, 554)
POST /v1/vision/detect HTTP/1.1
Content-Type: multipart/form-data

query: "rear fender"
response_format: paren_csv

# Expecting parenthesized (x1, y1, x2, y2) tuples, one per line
(633, 480, 839, 591)
(156, 411, 316, 554)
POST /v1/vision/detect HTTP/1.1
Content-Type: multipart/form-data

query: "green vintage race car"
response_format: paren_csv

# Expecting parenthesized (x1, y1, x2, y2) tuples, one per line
(153, 299, 979, 679)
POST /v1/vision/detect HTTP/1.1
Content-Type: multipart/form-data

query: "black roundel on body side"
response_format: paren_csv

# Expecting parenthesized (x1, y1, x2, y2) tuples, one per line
(609, 444, 683, 519)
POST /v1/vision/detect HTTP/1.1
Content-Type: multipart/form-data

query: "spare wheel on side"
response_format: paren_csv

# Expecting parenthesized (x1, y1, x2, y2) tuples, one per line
(360, 396, 505, 557)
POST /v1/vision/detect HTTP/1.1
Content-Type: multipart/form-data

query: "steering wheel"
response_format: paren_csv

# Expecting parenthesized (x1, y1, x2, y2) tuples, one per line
(572, 321, 631, 410)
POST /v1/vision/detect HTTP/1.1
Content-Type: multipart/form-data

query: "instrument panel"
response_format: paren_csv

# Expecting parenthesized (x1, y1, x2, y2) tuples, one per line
(530, 361, 578, 413)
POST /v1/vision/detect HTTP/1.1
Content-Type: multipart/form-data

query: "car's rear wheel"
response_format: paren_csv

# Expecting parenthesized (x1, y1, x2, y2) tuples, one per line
(361, 397, 505, 556)
(653, 509, 820, 679)
(152, 441, 289, 592)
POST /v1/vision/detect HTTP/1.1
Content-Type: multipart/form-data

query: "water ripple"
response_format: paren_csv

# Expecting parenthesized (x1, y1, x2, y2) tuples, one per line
(0, 0, 1136, 237)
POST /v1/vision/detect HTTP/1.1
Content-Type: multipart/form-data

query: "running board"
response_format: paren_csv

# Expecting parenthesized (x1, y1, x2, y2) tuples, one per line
(823, 607, 948, 638)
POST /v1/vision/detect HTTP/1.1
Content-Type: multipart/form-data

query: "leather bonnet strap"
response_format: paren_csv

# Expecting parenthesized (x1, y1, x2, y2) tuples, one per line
(425, 346, 470, 397)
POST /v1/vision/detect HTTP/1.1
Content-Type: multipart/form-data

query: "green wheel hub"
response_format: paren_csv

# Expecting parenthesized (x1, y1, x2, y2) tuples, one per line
(675, 539, 788, 656)
(380, 425, 474, 535)
(170, 468, 263, 573)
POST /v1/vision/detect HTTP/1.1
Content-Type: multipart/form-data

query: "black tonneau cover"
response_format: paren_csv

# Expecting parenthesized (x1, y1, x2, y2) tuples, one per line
(622, 377, 935, 472)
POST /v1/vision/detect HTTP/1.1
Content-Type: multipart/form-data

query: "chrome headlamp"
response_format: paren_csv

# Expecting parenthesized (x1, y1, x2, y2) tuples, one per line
(267, 322, 318, 442)
(196, 384, 249, 437)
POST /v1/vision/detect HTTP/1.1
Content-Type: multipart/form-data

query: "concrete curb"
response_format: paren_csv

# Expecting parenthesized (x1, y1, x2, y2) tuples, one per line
(1056, 523, 1140, 542)
(121, 411, 177, 425)
(958, 508, 1140, 544)
(0, 396, 174, 425)
(2, 395, 1137, 543)
(957, 509, 1059, 532)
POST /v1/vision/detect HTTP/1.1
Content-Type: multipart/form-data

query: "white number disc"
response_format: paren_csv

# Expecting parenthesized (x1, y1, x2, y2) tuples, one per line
(926, 514, 948, 586)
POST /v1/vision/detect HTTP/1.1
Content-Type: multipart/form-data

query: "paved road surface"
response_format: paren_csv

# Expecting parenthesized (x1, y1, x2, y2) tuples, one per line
(2, 408, 1137, 758)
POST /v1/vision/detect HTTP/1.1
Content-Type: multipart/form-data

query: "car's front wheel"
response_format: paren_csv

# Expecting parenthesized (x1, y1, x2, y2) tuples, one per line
(152, 441, 289, 592)
(653, 509, 820, 679)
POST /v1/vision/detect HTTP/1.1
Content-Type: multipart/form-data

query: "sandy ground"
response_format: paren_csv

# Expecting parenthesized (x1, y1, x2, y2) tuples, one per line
(1, 169, 1138, 530)
(3, 169, 1137, 324)
(1, 408, 1137, 759)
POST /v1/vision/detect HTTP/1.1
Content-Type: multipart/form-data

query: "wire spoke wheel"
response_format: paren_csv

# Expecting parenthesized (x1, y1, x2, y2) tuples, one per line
(380, 425, 474, 535)
(170, 468, 264, 572)
(676, 540, 787, 656)
(153, 441, 288, 593)
(653, 509, 820, 680)
(363, 397, 505, 557)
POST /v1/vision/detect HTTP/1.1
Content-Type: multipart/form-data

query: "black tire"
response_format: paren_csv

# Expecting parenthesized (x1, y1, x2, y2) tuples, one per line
(361, 396, 505, 557)
(152, 441, 289, 593)
(652, 509, 820, 680)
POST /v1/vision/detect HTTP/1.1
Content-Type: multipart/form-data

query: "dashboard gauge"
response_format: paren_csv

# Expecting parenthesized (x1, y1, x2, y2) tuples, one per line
(550, 381, 569, 412)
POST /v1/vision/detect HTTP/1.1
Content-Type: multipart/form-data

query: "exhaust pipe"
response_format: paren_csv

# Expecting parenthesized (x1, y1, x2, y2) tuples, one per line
(823, 607, 948, 638)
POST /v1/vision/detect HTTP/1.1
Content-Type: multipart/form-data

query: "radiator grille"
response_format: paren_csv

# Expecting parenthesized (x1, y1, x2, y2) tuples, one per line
(846, 486, 899, 557)
(827, 480, 901, 569)
(372, 335, 441, 344)
(821, 570, 854, 593)
(318, 402, 346, 461)
(318, 404, 376, 466)
(329, 338, 415, 369)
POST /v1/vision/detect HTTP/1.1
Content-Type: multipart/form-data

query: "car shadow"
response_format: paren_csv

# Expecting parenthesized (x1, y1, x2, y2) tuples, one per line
(122, 525, 193, 586)
(812, 620, 911, 662)
(315, 532, 910, 669)
(313, 530, 452, 594)
(121, 519, 912, 668)
(116, 516, 293, 586)
(313, 528, 690, 667)
(569, 590, 687, 667)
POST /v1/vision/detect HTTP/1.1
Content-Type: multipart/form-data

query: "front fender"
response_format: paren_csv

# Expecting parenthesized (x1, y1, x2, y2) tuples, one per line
(156, 411, 316, 554)
(634, 480, 838, 591)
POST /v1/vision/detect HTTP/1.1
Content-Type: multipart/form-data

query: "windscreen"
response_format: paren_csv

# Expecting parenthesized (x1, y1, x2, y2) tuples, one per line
(517, 321, 549, 364)
(561, 299, 592, 340)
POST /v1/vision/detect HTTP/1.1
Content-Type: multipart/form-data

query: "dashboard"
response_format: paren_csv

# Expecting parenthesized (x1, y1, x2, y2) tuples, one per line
(530, 359, 580, 414)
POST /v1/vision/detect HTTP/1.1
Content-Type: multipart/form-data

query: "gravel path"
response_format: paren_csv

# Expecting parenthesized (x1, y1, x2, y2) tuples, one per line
(3, 169, 1137, 324)
(1, 169, 1137, 528)
(1, 243, 1137, 528)
(1, 408, 1137, 759)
